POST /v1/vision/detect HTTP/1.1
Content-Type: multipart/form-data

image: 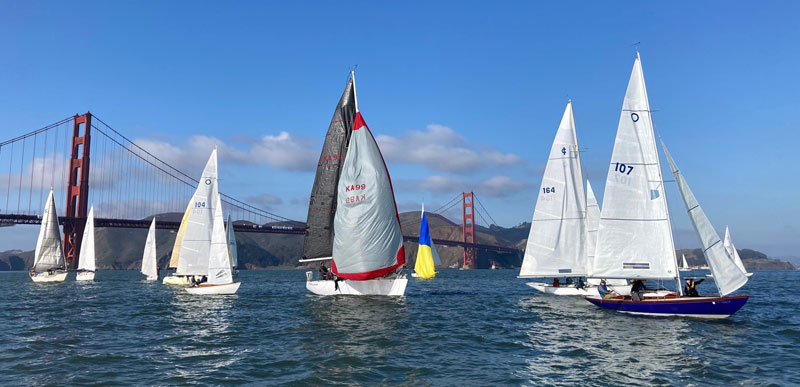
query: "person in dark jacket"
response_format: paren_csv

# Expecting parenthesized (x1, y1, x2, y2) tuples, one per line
(552, 277, 560, 287)
(631, 279, 647, 301)
(684, 278, 705, 297)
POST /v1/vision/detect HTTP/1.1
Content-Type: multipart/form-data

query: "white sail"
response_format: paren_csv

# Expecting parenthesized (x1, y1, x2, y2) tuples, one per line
(585, 180, 600, 275)
(591, 54, 678, 280)
(207, 194, 233, 285)
(724, 227, 748, 274)
(681, 254, 690, 269)
(175, 149, 218, 276)
(33, 189, 66, 272)
(520, 101, 587, 277)
(661, 140, 748, 296)
(226, 213, 238, 268)
(141, 218, 158, 279)
(77, 205, 96, 272)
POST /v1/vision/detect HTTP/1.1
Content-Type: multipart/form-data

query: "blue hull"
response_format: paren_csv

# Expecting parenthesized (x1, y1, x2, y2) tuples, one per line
(585, 295, 749, 319)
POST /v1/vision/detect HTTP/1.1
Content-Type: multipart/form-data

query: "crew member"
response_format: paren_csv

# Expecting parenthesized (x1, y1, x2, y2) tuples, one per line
(684, 278, 705, 297)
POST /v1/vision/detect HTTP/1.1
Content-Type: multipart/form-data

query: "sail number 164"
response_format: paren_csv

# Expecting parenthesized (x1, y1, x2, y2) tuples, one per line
(614, 162, 634, 175)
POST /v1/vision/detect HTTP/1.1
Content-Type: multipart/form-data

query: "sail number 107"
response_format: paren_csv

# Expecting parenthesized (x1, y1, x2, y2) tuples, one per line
(614, 162, 634, 175)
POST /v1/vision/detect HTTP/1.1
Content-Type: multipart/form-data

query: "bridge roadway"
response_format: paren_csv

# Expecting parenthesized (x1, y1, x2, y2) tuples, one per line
(0, 214, 522, 254)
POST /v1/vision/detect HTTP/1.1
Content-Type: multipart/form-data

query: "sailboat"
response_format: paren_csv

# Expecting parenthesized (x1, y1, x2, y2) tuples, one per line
(226, 213, 238, 274)
(186, 166, 240, 295)
(302, 72, 408, 296)
(413, 203, 439, 279)
(141, 218, 159, 281)
(679, 254, 691, 272)
(724, 227, 753, 277)
(30, 189, 68, 283)
(584, 53, 749, 318)
(162, 150, 218, 286)
(76, 205, 97, 281)
(519, 101, 592, 295)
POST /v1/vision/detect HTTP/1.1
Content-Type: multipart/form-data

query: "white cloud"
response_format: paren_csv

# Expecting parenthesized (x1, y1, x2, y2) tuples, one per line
(376, 124, 522, 173)
(398, 175, 529, 198)
(246, 194, 283, 209)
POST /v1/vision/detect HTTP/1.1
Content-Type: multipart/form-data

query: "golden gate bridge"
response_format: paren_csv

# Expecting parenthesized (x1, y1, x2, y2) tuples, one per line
(0, 113, 520, 269)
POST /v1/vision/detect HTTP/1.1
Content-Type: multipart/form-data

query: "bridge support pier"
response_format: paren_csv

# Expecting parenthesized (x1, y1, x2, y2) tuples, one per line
(62, 113, 92, 269)
(462, 192, 475, 269)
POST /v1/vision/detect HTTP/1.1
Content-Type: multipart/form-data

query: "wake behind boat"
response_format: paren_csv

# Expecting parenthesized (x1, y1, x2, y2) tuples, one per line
(301, 72, 407, 296)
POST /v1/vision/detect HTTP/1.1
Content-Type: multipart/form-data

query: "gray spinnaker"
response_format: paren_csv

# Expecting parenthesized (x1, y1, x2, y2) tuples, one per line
(303, 76, 356, 259)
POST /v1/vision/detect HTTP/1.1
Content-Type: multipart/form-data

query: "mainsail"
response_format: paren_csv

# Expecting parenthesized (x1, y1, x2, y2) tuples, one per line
(77, 205, 96, 272)
(175, 149, 218, 276)
(303, 74, 357, 260)
(661, 141, 748, 296)
(331, 111, 405, 280)
(590, 53, 678, 281)
(207, 194, 234, 285)
(168, 200, 193, 269)
(227, 213, 238, 268)
(33, 189, 66, 272)
(141, 218, 158, 279)
(520, 101, 587, 277)
(723, 227, 748, 274)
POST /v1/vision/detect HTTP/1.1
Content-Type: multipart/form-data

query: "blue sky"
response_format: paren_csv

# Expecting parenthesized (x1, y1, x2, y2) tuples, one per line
(1, 1, 798, 257)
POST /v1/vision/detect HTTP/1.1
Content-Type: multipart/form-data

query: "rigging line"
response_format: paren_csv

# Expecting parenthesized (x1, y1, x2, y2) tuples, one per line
(474, 195, 499, 226)
(431, 193, 461, 214)
(0, 116, 73, 147)
(474, 206, 491, 228)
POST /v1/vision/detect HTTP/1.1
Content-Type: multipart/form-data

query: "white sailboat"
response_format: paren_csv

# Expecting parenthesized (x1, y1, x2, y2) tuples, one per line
(226, 213, 238, 274)
(186, 178, 240, 295)
(141, 218, 159, 281)
(679, 254, 691, 272)
(30, 189, 68, 283)
(76, 205, 97, 281)
(724, 226, 753, 277)
(519, 101, 591, 295)
(162, 150, 218, 286)
(585, 53, 749, 318)
(303, 72, 407, 296)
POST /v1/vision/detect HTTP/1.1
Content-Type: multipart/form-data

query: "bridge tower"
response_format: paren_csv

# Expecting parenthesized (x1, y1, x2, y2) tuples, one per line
(462, 192, 476, 269)
(62, 113, 92, 269)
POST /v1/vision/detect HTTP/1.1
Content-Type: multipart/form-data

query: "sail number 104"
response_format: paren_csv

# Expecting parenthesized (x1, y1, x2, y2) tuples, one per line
(614, 162, 634, 175)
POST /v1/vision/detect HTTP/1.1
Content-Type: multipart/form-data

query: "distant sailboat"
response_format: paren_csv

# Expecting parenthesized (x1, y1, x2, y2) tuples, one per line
(162, 150, 218, 286)
(413, 203, 438, 279)
(141, 218, 159, 281)
(227, 213, 238, 274)
(724, 226, 753, 277)
(76, 205, 97, 281)
(303, 72, 407, 296)
(186, 166, 241, 295)
(679, 254, 691, 272)
(585, 53, 749, 318)
(30, 189, 68, 283)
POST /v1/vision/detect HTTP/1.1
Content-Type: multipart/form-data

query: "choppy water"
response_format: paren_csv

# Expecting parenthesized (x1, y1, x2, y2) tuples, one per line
(1, 269, 798, 386)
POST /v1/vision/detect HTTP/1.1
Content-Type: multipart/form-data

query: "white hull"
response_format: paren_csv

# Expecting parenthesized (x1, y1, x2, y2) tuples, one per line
(411, 273, 420, 278)
(30, 271, 68, 283)
(527, 282, 633, 296)
(306, 275, 408, 296)
(185, 282, 241, 295)
(76, 271, 95, 281)
(162, 274, 194, 286)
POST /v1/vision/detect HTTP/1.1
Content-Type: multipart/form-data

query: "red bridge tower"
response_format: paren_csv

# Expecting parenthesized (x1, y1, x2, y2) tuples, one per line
(62, 113, 92, 269)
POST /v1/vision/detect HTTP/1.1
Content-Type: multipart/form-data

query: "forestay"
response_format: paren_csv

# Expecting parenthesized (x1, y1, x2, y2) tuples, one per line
(33, 189, 66, 272)
(332, 112, 405, 280)
(591, 54, 678, 280)
(520, 101, 587, 277)
(77, 205, 96, 272)
(303, 75, 357, 260)
(141, 218, 158, 279)
(207, 194, 233, 285)
(724, 227, 747, 274)
(661, 141, 748, 296)
(176, 149, 218, 276)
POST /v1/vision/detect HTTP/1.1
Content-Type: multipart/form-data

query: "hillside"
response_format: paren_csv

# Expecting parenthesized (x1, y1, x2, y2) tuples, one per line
(1, 213, 794, 271)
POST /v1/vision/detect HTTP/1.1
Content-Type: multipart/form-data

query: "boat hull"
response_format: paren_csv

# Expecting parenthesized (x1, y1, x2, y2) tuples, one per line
(585, 294, 749, 319)
(162, 274, 194, 286)
(30, 270, 68, 283)
(185, 282, 241, 295)
(76, 271, 95, 281)
(306, 275, 408, 296)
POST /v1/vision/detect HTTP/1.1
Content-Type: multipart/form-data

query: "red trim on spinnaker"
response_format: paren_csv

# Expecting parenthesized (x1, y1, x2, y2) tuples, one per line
(331, 112, 405, 281)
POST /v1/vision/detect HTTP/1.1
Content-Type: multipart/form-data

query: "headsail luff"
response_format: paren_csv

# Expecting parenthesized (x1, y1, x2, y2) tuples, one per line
(661, 140, 748, 296)
(331, 112, 405, 280)
(33, 189, 66, 272)
(77, 205, 96, 272)
(303, 74, 357, 260)
(590, 53, 678, 281)
(520, 101, 587, 278)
